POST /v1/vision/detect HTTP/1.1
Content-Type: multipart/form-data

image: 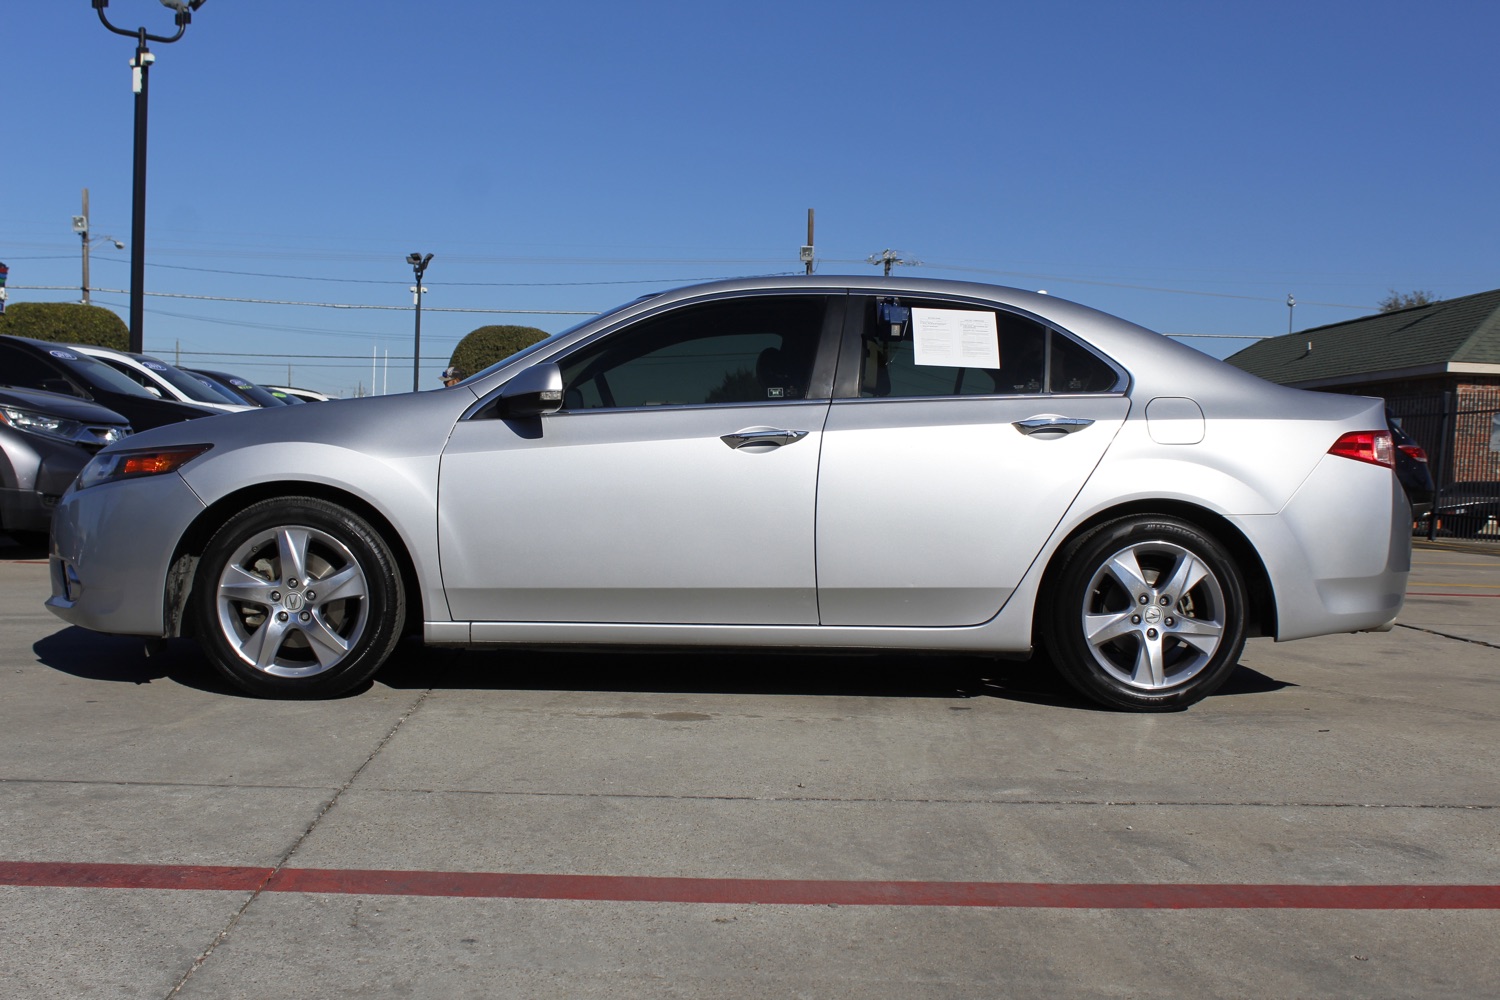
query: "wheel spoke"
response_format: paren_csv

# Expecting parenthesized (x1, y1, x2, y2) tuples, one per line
(1131, 632, 1167, 688)
(1102, 549, 1150, 596)
(1172, 616, 1224, 655)
(310, 563, 366, 604)
(217, 563, 278, 606)
(1160, 553, 1211, 607)
(275, 528, 312, 585)
(242, 615, 290, 670)
(300, 615, 353, 667)
(1085, 609, 1138, 647)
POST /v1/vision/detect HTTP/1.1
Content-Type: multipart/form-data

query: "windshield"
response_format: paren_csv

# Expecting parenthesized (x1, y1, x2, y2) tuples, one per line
(139, 356, 242, 404)
(464, 297, 656, 383)
(194, 371, 285, 407)
(57, 351, 159, 398)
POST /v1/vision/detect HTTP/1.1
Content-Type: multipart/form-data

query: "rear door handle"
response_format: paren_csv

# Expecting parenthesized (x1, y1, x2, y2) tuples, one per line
(720, 427, 809, 449)
(1013, 415, 1096, 436)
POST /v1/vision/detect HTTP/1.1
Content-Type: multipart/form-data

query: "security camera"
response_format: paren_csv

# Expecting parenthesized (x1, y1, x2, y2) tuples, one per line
(159, 0, 189, 11)
(407, 253, 423, 265)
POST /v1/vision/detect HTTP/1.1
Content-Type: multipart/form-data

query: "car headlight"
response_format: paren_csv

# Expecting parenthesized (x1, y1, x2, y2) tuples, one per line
(0, 404, 86, 444)
(76, 444, 213, 490)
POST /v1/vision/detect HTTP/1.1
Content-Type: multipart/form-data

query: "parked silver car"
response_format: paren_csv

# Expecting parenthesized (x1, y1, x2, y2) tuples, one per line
(45, 277, 1411, 710)
(1, 387, 131, 538)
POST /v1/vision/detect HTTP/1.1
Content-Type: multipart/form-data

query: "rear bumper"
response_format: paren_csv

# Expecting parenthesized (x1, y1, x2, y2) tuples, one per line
(1234, 457, 1411, 642)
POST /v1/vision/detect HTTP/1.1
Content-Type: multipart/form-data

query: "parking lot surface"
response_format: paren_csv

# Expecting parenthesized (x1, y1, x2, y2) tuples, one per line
(1, 534, 1497, 998)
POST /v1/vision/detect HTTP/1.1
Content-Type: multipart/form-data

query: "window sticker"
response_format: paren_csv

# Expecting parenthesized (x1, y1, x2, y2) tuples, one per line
(911, 308, 1000, 369)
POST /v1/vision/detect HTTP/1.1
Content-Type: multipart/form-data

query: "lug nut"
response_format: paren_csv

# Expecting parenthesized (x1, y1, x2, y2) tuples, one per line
(299, 611, 311, 622)
(277, 611, 289, 622)
(1131, 614, 1142, 624)
(1160, 595, 1171, 605)
(288, 579, 299, 589)
(270, 591, 281, 602)
(1139, 595, 1149, 604)
(1146, 628, 1158, 639)
(1165, 617, 1175, 627)
(304, 591, 315, 601)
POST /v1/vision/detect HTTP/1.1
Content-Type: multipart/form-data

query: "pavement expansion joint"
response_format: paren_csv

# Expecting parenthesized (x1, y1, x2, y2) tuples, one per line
(1395, 622, 1500, 650)
(162, 687, 434, 999)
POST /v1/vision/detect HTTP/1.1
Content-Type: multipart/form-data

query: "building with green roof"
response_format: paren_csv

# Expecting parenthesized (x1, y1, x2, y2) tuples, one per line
(1226, 288, 1500, 491)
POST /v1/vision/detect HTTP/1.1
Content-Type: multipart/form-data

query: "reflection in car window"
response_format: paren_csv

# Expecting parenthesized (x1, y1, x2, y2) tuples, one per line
(855, 297, 1117, 398)
(559, 296, 826, 409)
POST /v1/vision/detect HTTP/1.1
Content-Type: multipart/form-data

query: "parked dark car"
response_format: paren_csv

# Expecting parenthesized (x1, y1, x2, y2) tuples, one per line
(0, 386, 130, 538)
(0, 335, 222, 431)
(1387, 412, 1435, 520)
(184, 369, 290, 408)
(1430, 481, 1500, 539)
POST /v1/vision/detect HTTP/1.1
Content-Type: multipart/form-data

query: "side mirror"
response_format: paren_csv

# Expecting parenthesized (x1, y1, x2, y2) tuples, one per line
(496, 362, 564, 418)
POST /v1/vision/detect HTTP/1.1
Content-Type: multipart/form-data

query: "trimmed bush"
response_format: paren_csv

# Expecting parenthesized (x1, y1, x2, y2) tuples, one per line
(0, 302, 130, 348)
(449, 324, 550, 378)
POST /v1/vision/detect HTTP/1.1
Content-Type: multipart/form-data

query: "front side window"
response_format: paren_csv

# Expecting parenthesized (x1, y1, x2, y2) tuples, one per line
(852, 297, 1118, 398)
(559, 296, 828, 410)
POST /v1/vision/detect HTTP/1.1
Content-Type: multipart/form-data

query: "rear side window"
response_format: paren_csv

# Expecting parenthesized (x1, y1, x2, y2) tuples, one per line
(851, 297, 1118, 398)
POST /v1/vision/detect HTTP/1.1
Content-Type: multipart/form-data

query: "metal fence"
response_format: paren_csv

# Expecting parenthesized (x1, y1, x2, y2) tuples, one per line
(1388, 388, 1500, 542)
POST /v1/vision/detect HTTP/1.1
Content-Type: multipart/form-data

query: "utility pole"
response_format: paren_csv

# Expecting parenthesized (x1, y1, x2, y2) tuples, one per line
(800, 209, 815, 275)
(71, 188, 122, 306)
(867, 249, 918, 276)
(79, 189, 91, 305)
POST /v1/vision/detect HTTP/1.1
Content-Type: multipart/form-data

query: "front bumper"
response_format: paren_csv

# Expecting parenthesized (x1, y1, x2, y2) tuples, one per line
(47, 473, 207, 636)
(0, 435, 95, 535)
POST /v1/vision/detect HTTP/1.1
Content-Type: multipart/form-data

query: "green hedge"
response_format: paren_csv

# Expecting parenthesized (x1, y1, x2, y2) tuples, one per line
(448, 324, 550, 378)
(0, 302, 129, 349)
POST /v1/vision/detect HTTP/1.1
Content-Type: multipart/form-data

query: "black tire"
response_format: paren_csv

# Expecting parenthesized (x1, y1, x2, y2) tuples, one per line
(1046, 516, 1247, 711)
(192, 497, 405, 698)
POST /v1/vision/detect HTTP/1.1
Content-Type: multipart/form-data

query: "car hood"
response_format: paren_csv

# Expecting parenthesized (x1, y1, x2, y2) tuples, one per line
(95, 387, 473, 458)
(0, 385, 130, 426)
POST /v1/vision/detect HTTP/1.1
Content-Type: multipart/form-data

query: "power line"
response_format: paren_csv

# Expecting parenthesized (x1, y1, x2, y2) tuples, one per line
(8, 285, 596, 315)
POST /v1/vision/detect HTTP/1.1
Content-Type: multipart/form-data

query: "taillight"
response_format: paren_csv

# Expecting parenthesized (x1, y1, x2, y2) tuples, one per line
(1329, 430, 1394, 468)
(1397, 443, 1429, 464)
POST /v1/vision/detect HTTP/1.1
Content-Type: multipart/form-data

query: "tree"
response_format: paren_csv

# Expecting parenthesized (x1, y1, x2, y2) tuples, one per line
(448, 324, 550, 377)
(0, 301, 130, 348)
(1378, 290, 1439, 313)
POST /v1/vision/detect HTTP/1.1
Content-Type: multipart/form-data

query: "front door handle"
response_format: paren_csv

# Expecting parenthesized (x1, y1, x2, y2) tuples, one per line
(720, 427, 810, 450)
(1013, 415, 1096, 436)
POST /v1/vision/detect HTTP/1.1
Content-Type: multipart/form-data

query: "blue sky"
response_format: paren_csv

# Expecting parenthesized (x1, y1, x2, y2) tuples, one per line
(3, 1, 1496, 397)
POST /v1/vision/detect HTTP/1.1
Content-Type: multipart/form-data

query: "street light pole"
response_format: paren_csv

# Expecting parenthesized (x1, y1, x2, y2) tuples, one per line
(91, 0, 207, 352)
(407, 252, 433, 392)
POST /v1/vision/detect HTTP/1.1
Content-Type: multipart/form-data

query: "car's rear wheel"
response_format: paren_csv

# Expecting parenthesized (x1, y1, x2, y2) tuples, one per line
(193, 497, 405, 697)
(1046, 516, 1247, 711)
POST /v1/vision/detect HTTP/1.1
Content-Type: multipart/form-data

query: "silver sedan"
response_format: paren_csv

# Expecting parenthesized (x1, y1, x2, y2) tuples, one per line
(46, 277, 1411, 711)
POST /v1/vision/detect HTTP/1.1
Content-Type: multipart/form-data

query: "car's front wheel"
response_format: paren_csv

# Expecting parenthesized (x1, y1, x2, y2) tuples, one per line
(1046, 516, 1248, 711)
(192, 497, 405, 697)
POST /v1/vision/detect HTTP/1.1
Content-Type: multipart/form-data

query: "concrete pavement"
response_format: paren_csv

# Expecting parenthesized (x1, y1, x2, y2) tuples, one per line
(0, 534, 1496, 998)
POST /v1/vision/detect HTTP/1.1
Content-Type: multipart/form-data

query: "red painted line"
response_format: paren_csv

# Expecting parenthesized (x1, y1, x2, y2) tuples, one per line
(0, 861, 271, 892)
(4, 861, 1499, 909)
(1407, 592, 1500, 598)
